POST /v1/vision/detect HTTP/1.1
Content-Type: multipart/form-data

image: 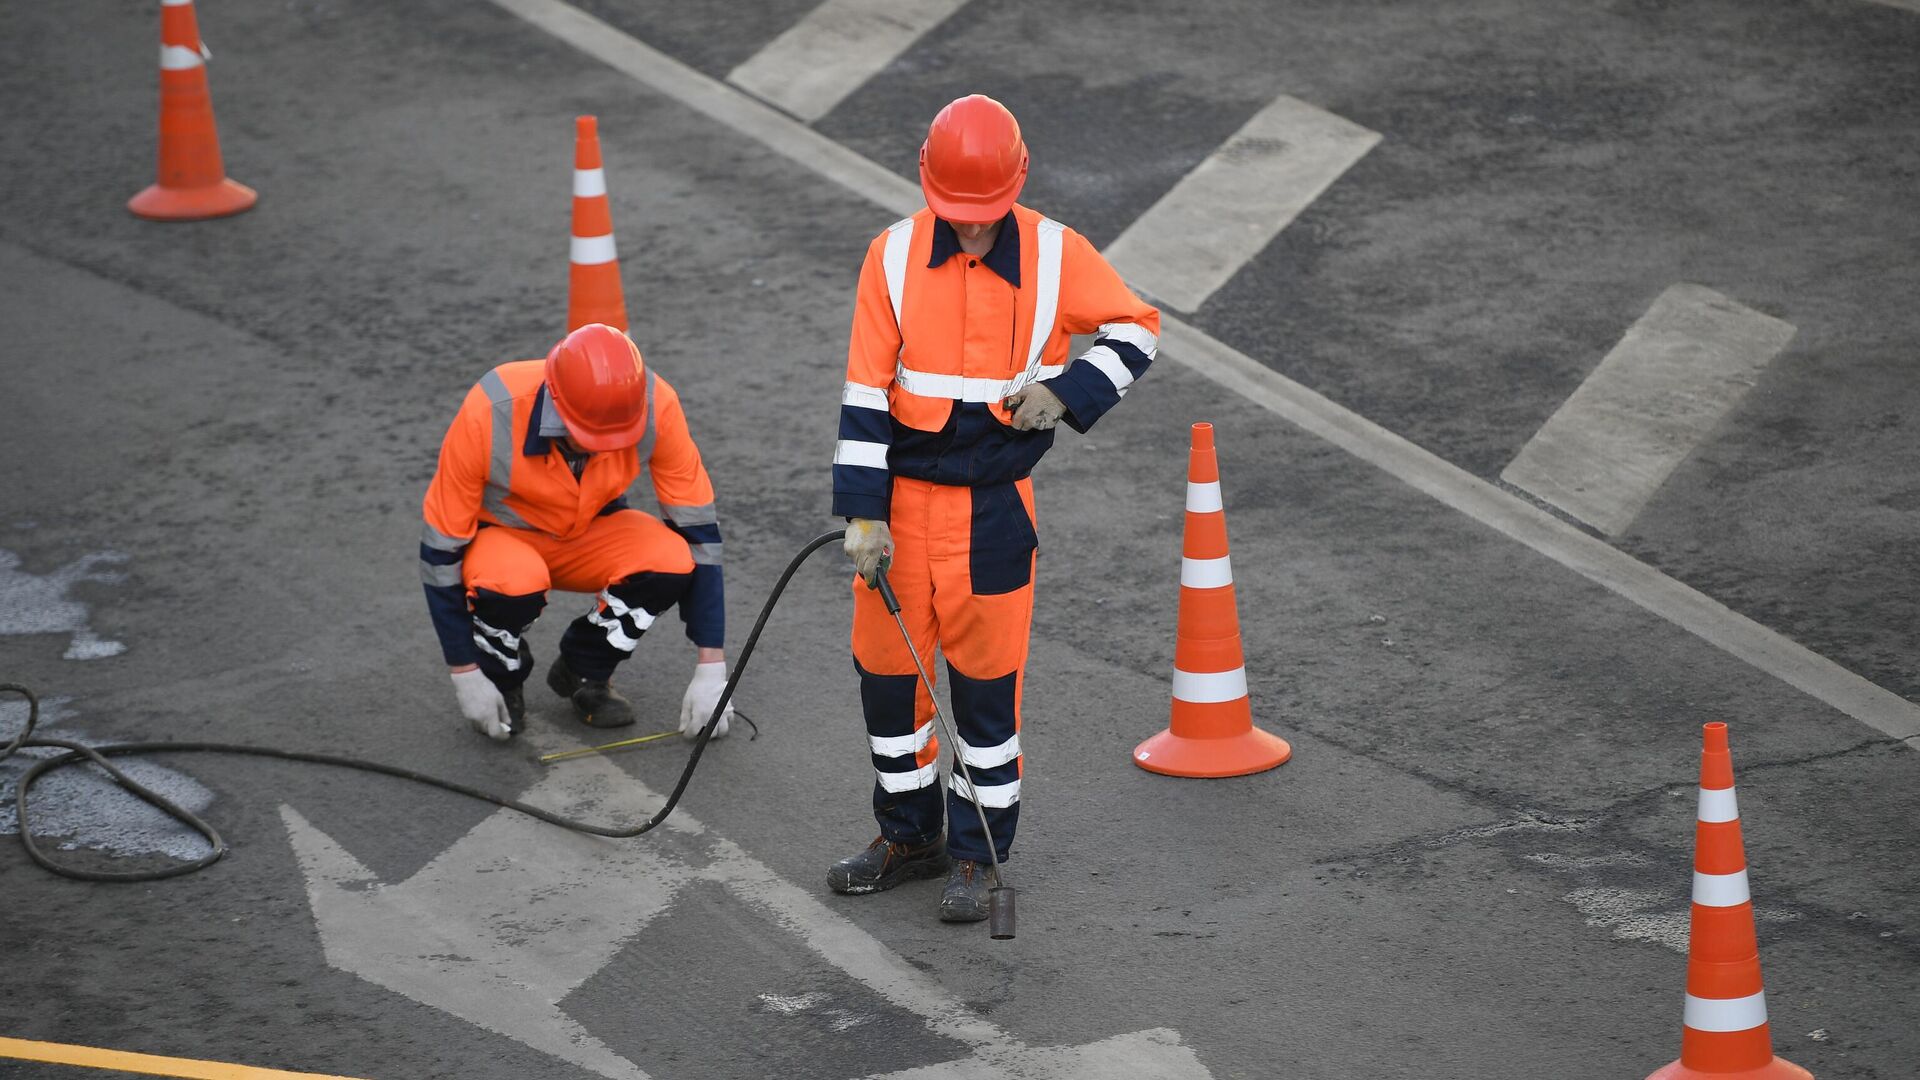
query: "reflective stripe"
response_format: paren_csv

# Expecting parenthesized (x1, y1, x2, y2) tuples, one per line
(663, 501, 719, 526)
(1099, 321, 1159, 358)
(573, 167, 607, 197)
(472, 618, 522, 671)
(1173, 667, 1248, 704)
(571, 233, 618, 265)
(876, 762, 939, 793)
(420, 560, 464, 588)
(894, 364, 1066, 404)
(1697, 786, 1739, 823)
(478, 370, 523, 527)
(161, 0, 193, 6)
(421, 521, 468, 552)
(598, 588, 660, 628)
(842, 381, 890, 411)
(632, 373, 658, 463)
(881, 217, 913, 329)
(159, 45, 203, 70)
(1683, 991, 1768, 1033)
(870, 725, 934, 759)
(1181, 555, 1233, 589)
(1692, 869, 1751, 908)
(1023, 218, 1065, 373)
(1081, 344, 1136, 394)
(951, 774, 1021, 808)
(1187, 480, 1223, 514)
(688, 542, 723, 566)
(834, 439, 889, 469)
(959, 734, 1021, 769)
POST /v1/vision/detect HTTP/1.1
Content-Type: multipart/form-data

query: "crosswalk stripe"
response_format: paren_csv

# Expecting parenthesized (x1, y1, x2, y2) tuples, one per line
(1104, 95, 1380, 314)
(727, 0, 970, 122)
(1501, 283, 1795, 537)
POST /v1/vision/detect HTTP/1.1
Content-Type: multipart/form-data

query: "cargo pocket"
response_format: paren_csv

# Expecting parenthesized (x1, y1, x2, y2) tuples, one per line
(969, 482, 1037, 596)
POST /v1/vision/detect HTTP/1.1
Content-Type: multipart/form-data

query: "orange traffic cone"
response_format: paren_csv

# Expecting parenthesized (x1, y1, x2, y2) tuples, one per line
(1647, 723, 1812, 1080)
(1134, 422, 1292, 777)
(127, 0, 256, 221)
(567, 115, 629, 333)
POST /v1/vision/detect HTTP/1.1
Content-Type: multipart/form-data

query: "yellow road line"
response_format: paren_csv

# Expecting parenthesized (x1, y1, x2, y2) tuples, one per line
(0, 1037, 366, 1079)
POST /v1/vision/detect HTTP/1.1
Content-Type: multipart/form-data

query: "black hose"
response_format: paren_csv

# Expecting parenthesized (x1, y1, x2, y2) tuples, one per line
(0, 529, 848, 882)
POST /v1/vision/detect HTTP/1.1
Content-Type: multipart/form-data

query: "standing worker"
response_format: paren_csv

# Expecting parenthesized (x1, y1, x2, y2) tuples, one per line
(830, 95, 1161, 921)
(419, 323, 734, 741)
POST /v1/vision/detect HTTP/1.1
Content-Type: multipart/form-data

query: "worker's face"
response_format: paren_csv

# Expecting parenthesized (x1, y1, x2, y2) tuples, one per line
(953, 220, 998, 246)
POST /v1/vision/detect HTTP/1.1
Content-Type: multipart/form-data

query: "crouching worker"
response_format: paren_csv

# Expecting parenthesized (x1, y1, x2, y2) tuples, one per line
(418, 323, 732, 741)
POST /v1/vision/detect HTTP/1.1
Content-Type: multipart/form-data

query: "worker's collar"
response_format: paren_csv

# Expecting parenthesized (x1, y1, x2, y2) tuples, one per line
(928, 212, 1020, 287)
(523, 384, 574, 456)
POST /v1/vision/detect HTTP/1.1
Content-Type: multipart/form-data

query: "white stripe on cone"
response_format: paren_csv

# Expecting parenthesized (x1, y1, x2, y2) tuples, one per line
(1186, 480, 1222, 514)
(1691, 868, 1752, 908)
(573, 167, 607, 197)
(1172, 666, 1248, 704)
(159, 44, 204, 70)
(1683, 991, 1768, 1033)
(571, 233, 618, 265)
(1180, 555, 1233, 589)
(1697, 785, 1739, 823)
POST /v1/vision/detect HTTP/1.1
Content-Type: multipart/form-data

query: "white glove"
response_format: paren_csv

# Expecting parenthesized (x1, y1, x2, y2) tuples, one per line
(1003, 383, 1065, 431)
(844, 518, 893, 587)
(679, 660, 733, 740)
(451, 668, 512, 742)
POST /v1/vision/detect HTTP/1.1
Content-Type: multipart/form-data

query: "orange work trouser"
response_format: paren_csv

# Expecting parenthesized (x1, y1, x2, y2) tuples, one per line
(463, 509, 694, 686)
(851, 476, 1035, 863)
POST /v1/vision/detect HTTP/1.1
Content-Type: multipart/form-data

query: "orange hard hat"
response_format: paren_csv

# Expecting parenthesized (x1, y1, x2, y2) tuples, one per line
(544, 323, 649, 452)
(919, 94, 1028, 224)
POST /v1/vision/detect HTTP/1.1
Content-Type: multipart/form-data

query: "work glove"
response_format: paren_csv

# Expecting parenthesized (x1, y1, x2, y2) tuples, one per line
(679, 660, 734, 740)
(451, 668, 512, 742)
(1003, 383, 1065, 431)
(844, 518, 893, 588)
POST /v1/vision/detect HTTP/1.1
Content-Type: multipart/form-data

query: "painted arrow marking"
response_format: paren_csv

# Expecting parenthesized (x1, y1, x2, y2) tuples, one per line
(283, 728, 1213, 1080)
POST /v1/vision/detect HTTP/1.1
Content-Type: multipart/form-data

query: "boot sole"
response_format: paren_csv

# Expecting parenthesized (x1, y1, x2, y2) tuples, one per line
(828, 854, 949, 896)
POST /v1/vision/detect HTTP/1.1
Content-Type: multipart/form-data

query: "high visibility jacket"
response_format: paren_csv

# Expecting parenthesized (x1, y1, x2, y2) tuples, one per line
(832, 205, 1160, 521)
(419, 360, 724, 664)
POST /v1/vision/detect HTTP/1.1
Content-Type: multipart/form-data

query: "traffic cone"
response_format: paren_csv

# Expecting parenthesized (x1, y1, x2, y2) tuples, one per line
(127, 0, 257, 221)
(1133, 422, 1292, 777)
(567, 115, 629, 333)
(1647, 723, 1812, 1080)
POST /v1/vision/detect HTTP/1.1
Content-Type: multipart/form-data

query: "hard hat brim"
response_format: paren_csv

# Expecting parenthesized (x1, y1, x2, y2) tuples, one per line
(561, 411, 649, 453)
(919, 157, 1027, 225)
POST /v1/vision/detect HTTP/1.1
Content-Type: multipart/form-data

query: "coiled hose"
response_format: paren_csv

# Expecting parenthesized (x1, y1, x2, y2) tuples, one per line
(0, 530, 847, 882)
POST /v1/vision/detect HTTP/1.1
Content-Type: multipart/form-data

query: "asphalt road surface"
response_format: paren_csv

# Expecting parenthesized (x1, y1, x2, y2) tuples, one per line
(2, 1, 1916, 1079)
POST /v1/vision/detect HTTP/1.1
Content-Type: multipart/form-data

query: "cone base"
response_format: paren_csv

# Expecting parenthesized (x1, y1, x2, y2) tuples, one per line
(128, 178, 257, 221)
(1646, 1056, 1814, 1080)
(1133, 725, 1291, 778)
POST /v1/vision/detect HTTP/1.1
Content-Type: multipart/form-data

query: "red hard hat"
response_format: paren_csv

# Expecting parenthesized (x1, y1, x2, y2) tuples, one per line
(919, 95, 1028, 224)
(544, 323, 649, 452)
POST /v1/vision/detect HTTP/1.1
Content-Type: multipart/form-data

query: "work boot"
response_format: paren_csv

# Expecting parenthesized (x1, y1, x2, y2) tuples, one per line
(545, 655, 635, 728)
(827, 836, 948, 895)
(939, 860, 992, 923)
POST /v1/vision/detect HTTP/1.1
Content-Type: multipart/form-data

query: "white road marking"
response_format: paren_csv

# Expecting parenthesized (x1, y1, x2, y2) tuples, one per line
(1501, 284, 1795, 536)
(727, 0, 970, 122)
(1868, 0, 1920, 13)
(1104, 95, 1380, 314)
(283, 726, 1210, 1079)
(482, 0, 1920, 745)
(0, 549, 127, 659)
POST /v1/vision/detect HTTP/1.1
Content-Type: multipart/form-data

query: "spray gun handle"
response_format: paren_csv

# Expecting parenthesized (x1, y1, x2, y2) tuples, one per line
(873, 565, 903, 616)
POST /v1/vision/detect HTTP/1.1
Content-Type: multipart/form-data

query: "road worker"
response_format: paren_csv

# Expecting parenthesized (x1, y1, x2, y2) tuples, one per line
(419, 323, 732, 741)
(830, 95, 1161, 921)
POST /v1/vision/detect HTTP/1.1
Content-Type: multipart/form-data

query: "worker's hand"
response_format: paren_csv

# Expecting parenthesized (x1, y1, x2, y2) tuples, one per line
(450, 668, 512, 742)
(844, 518, 893, 587)
(1003, 383, 1065, 431)
(679, 660, 733, 740)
